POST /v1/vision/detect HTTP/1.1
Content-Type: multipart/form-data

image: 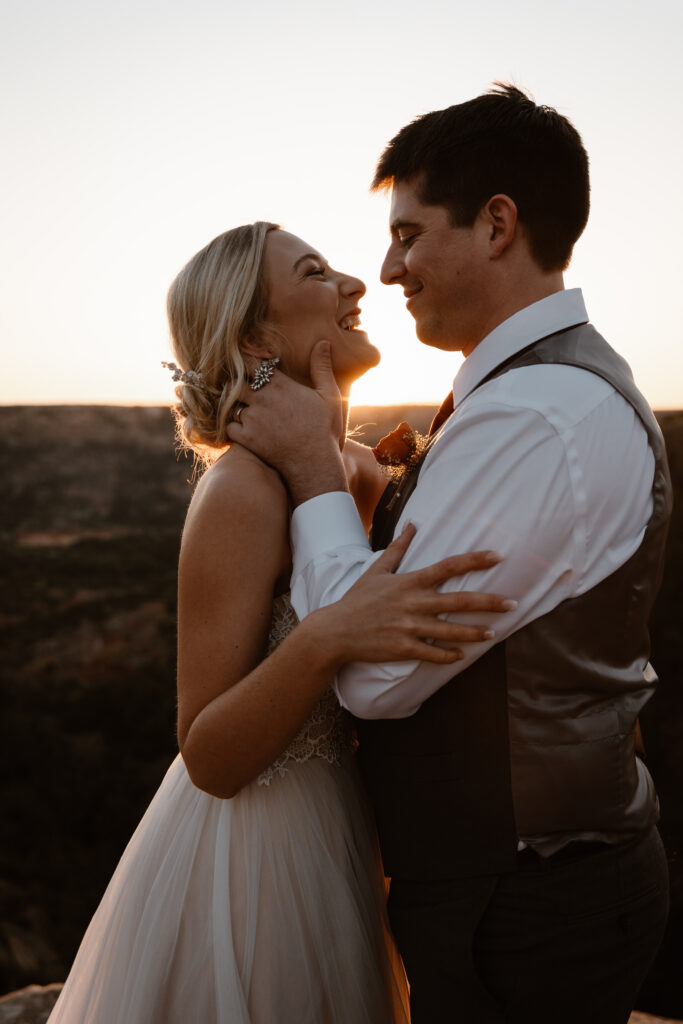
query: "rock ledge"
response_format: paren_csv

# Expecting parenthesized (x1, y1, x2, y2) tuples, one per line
(0, 985, 680, 1024)
(0, 985, 62, 1024)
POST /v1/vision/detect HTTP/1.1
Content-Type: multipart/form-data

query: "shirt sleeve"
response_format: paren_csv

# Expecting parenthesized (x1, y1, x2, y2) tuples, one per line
(290, 400, 581, 719)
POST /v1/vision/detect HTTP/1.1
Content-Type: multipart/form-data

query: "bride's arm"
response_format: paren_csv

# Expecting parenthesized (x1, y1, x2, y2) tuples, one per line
(176, 454, 298, 798)
(177, 452, 511, 799)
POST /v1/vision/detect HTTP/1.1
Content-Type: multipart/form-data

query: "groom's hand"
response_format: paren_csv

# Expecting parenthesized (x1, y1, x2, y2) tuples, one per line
(226, 341, 348, 506)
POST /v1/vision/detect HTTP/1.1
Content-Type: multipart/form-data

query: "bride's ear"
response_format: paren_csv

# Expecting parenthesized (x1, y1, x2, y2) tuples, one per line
(240, 334, 275, 361)
(240, 331, 280, 364)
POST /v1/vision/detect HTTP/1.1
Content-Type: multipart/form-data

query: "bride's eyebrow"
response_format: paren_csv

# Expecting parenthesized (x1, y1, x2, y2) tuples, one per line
(292, 252, 325, 272)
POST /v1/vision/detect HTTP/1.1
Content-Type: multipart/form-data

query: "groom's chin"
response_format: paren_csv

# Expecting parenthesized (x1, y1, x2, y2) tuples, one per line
(414, 322, 446, 350)
(414, 319, 462, 353)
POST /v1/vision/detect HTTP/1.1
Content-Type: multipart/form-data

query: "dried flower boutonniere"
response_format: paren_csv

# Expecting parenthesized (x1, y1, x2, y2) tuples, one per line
(372, 421, 429, 476)
(371, 421, 431, 511)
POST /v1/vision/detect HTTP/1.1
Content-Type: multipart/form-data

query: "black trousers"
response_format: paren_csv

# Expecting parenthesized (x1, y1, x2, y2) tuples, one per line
(387, 827, 669, 1024)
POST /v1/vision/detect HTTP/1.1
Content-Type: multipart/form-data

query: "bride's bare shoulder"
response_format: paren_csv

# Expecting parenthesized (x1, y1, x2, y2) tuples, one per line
(183, 444, 289, 542)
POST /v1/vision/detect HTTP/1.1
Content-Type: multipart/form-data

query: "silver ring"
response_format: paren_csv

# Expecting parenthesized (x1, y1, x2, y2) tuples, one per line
(234, 404, 244, 422)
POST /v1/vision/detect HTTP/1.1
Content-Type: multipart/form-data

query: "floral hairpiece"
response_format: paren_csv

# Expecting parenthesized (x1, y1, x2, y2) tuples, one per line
(162, 361, 206, 388)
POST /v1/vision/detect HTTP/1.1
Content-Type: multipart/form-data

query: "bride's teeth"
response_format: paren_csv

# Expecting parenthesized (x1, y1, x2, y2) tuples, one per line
(341, 314, 361, 330)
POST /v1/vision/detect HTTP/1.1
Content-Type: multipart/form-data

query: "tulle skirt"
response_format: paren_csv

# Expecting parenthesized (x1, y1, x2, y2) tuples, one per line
(48, 753, 409, 1023)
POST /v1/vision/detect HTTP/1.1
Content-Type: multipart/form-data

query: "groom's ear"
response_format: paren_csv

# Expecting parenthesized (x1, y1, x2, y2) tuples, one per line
(480, 194, 518, 259)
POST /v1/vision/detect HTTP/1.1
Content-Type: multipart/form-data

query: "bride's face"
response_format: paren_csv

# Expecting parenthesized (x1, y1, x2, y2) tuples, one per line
(260, 230, 380, 390)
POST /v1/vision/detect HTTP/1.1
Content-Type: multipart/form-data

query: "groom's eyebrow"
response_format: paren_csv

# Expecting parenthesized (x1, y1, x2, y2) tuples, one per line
(390, 219, 419, 236)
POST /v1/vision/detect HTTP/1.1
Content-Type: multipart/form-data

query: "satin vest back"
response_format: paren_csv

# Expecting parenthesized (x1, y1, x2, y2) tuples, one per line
(358, 323, 672, 879)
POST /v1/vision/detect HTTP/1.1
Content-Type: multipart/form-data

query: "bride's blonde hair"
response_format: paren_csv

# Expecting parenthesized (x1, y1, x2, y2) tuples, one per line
(166, 221, 280, 462)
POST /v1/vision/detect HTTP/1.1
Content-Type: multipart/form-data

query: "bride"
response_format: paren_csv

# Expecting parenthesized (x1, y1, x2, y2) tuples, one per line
(48, 222, 511, 1024)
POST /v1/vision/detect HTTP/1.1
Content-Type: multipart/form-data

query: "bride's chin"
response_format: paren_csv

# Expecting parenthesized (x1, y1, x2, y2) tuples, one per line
(336, 355, 381, 391)
(351, 343, 382, 375)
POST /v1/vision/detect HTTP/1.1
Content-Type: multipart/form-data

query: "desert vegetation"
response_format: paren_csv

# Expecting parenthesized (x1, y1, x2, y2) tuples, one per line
(0, 405, 681, 1016)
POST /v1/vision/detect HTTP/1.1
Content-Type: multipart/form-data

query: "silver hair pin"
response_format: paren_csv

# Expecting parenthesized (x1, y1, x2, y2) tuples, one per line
(162, 361, 205, 388)
(250, 357, 280, 391)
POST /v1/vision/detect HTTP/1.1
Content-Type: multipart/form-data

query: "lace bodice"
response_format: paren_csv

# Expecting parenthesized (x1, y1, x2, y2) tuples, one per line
(257, 593, 355, 786)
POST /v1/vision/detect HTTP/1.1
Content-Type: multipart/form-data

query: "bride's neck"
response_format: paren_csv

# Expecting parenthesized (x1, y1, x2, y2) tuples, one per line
(339, 390, 351, 450)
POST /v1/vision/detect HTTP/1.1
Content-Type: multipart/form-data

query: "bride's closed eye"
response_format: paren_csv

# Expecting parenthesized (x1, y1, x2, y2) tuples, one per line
(305, 266, 327, 278)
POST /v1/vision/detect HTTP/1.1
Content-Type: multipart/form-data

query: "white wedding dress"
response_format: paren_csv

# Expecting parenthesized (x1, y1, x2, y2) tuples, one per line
(48, 594, 409, 1024)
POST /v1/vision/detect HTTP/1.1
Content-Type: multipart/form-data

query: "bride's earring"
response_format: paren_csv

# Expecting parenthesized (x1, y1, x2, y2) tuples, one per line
(250, 357, 280, 391)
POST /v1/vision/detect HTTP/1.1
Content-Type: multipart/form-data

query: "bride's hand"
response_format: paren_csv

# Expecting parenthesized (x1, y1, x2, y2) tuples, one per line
(309, 524, 516, 671)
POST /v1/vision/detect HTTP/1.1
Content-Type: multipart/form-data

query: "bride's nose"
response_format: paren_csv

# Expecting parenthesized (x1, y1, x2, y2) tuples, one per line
(340, 273, 366, 299)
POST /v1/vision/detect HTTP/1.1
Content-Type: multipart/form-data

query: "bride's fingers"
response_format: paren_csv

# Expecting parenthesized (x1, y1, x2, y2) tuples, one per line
(367, 523, 417, 574)
(378, 614, 500, 664)
(395, 639, 464, 664)
(417, 591, 517, 614)
(407, 617, 497, 643)
(410, 550, 504, 587)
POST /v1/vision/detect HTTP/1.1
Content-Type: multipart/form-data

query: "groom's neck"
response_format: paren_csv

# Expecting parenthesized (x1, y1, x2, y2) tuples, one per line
(463, 269, 565, 358)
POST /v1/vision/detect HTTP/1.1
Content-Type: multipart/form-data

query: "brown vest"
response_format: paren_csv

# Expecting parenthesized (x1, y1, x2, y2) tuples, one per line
(358, 323, 672, 879)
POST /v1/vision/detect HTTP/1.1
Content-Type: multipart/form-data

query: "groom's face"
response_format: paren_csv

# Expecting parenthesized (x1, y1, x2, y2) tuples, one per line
(380, 178, 490, 355)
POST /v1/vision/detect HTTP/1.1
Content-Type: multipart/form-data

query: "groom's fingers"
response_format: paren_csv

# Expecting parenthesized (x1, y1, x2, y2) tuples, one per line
(230, 369, 294, 416)
(225, 371, 295, 443)
(309, 340, 340, 400)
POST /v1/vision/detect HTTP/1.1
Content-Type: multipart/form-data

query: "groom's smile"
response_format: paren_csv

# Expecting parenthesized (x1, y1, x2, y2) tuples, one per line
(380, 177, 491, 357)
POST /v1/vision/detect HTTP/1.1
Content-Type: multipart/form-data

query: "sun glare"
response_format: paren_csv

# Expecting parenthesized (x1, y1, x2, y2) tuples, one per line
(1, 1, 682, 410)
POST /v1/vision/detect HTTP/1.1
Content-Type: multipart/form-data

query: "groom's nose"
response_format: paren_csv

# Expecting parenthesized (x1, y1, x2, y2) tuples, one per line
(380, 241, 405, 286)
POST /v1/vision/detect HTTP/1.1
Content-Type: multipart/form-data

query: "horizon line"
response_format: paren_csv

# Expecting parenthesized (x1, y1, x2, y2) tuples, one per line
(1, 400, 682, 413)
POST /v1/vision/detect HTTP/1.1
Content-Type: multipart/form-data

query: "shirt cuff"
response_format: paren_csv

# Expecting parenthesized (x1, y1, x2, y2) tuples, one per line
(291, 492, 369, 577)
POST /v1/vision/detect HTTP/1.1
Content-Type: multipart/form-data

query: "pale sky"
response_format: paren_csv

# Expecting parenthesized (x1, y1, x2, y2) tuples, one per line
(2, 0, 682, 409)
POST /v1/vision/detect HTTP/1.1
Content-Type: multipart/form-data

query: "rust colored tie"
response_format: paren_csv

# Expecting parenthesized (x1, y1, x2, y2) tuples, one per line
(429, 392, 454, 436)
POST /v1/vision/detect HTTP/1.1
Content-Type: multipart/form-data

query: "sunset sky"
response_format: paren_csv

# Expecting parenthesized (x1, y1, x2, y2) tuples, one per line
(2, 0, 682, 410)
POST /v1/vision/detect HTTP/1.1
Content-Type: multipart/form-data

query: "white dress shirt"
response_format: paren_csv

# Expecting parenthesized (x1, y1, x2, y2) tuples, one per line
(290, 289, 655, 719)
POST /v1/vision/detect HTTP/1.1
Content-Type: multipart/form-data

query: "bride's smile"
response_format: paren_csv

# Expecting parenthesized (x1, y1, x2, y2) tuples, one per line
(261, 229, 381, 391)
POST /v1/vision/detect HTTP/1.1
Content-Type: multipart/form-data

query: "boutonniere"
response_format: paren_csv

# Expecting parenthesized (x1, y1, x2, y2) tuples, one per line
(372, 421, 429, 478)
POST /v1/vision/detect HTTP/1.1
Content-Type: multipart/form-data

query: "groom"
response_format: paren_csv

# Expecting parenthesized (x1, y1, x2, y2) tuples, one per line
(229, 85, 671, 1022)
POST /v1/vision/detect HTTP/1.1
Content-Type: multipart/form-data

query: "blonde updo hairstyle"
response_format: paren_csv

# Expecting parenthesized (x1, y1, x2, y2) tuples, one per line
(166, 221, 280, 462)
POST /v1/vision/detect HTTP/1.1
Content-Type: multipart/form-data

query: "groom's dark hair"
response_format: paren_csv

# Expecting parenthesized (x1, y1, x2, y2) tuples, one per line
(371, 83, 589, 272)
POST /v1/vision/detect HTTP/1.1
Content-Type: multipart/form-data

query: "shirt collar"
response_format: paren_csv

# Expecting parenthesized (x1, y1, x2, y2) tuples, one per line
(451, 288, 588, 409)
